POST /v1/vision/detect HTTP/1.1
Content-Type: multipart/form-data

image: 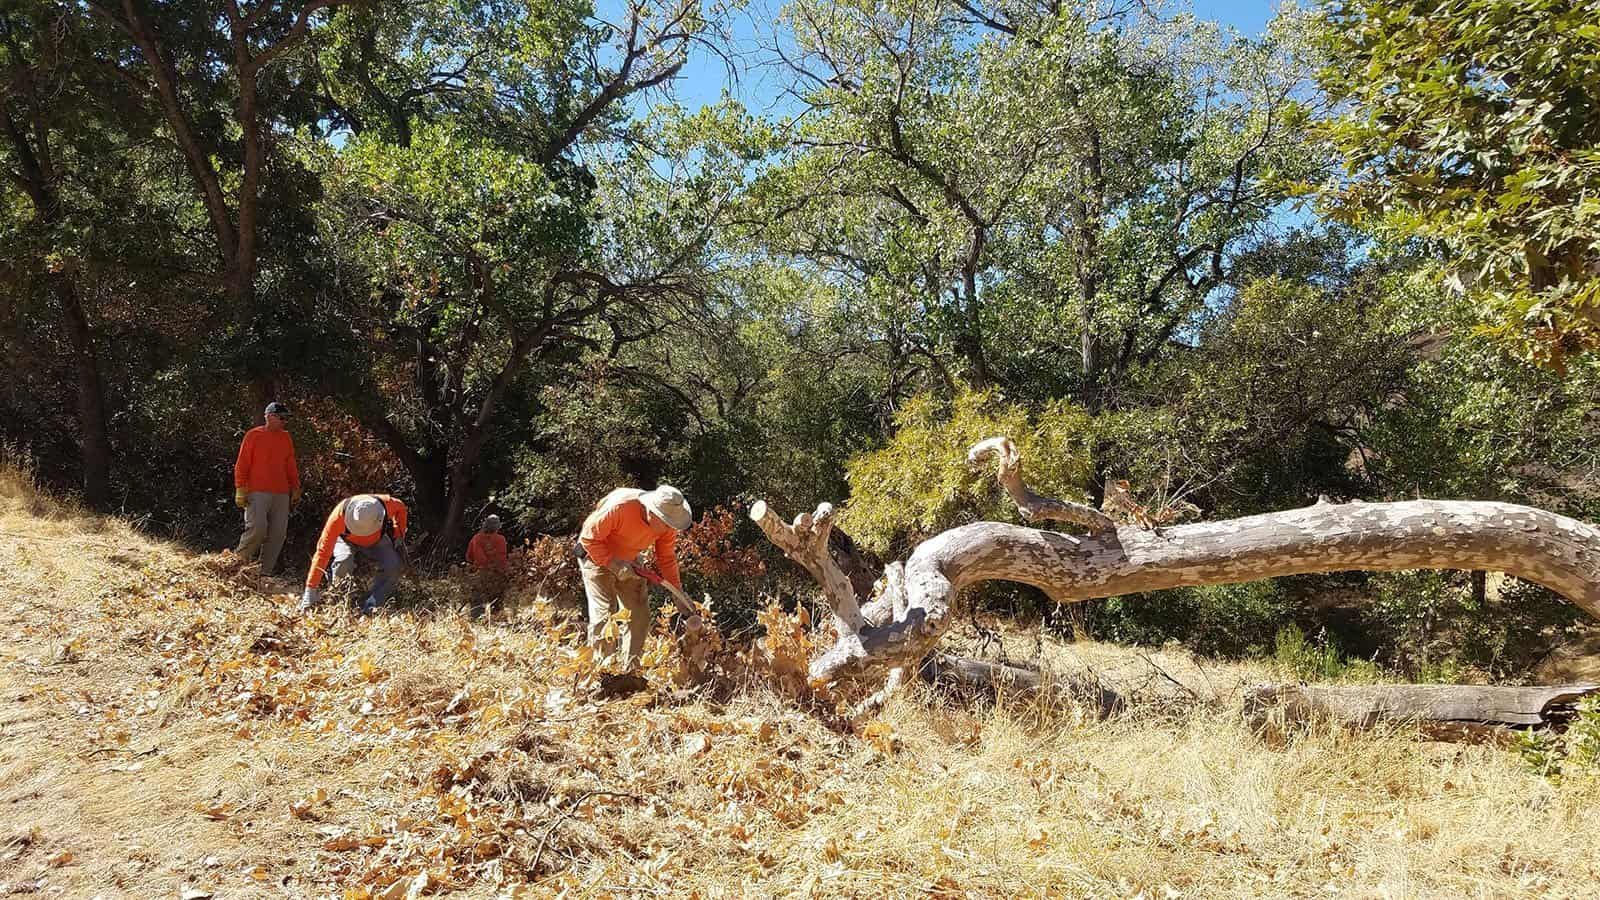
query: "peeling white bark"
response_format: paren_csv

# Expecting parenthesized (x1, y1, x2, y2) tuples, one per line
(807, 499, 1600, 686)
(753, 438, 1600, 693)
(748, 500, 865, 639)
(967, 437, 1116, 532)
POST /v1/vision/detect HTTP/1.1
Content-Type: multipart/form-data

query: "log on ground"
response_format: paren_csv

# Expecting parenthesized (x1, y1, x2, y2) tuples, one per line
(1243, 682, 1600, 739)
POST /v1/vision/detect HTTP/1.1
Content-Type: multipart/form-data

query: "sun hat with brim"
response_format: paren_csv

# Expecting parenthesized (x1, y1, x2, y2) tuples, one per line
(344, 495, 386, 537)
(640, 484, 692, 531)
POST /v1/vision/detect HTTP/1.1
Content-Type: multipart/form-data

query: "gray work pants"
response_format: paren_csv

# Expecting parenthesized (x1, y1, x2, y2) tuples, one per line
(581, 559, 650, 665)
(236, 491, 291, 575)
(331, 535, 402, 613)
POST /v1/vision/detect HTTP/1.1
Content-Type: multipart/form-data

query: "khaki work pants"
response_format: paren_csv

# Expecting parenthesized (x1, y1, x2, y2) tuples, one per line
(236, 491, 291, 575)
(581, 559, 650, 665)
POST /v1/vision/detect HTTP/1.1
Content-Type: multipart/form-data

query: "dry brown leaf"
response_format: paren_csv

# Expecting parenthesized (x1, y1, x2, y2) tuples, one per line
(195, 802, 234, 821)
(46, 850, 72, 867)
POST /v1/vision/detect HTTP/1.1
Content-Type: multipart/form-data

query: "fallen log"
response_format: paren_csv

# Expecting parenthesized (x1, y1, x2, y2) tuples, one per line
(752, 436, 1600, 705)
(1243, 682, 1600, 740)
(918, 653, 1126, 717)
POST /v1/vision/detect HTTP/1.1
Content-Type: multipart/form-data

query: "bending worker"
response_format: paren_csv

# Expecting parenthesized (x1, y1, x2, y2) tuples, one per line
(233, 401, 300, 576)
(300, 494, 408, 614)
(466, 514, 510, 617)
(577, 485, 692, 664)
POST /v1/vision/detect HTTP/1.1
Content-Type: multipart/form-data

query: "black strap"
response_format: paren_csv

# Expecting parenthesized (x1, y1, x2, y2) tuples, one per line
(340, 494, 394, 542)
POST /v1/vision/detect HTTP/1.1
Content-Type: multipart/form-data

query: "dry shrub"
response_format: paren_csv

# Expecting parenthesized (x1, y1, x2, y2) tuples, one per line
(677, 505, 766, 580)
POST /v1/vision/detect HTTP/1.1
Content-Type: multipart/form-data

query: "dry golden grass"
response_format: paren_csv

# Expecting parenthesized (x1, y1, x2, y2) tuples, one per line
(3, 464, 1600, 898)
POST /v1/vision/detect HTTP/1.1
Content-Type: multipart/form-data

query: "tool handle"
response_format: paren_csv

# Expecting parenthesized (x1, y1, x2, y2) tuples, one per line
(629, 562, 665, 585)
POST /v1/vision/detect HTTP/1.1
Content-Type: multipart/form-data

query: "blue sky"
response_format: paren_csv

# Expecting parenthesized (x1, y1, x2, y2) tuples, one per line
(667, 1, 1288, 114)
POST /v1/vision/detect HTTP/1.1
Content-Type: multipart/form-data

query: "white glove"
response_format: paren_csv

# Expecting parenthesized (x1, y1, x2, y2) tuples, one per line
(299, 587, 322, 611)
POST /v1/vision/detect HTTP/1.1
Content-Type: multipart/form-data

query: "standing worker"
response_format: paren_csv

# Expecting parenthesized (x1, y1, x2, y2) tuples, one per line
(233, 401, 300, 576)
(300, 494, 408, 615)
(577, 485, 692, 665)
(466, 514, 510, 617)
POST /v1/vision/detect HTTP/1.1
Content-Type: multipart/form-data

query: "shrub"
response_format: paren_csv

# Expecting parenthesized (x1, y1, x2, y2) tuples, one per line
(1517, 697, 1600, 781)
(1089, 580, 1290, 658)
(1367, 570, 1585, 680)
(1271, 624, 1380, 683)
(838, 387, 1094, 557)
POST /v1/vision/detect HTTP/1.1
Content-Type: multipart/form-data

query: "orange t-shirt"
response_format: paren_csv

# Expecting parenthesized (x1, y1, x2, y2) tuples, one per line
(234, 426, 299, 494)
(466, 532, 508, 571)
(305, 495, 408, 589)
(579, 491, 680, 588)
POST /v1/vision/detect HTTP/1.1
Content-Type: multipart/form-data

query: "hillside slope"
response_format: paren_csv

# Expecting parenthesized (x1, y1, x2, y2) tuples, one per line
(2, 469, 1599, 898)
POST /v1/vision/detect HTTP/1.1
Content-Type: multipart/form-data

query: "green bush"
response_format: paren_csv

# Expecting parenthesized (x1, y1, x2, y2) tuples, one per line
(838, 387, 1094, 557)
(1270, 624, 1381, 682)
(1089, 580, 1290, 658)
(1367, 570, 1586, 681)
(1517, 697, 1600, 781)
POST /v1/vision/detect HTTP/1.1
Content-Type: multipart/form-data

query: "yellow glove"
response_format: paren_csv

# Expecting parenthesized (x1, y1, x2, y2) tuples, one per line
(234, 487, 248, 508)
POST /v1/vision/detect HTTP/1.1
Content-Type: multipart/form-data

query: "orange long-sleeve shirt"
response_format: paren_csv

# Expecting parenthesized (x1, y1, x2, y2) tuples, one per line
(234, 426, 300, 494)
(466, 532, 508, 571)
(579, 490, 680, 589)
(305, 494, 408, 589)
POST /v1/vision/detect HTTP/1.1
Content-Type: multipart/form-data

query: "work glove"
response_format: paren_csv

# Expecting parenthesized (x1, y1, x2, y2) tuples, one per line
(299, 587, 321, 612)
(291, 488, 302, 506)
(235, 487, 248, 509)
(609, 558, 639, 579)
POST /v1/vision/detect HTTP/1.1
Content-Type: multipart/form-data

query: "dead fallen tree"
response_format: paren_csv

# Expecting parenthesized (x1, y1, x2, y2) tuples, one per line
(918, 652, 1127, 718)
(751, 437, 1600, 729)
(1243, 682, 1600, 740)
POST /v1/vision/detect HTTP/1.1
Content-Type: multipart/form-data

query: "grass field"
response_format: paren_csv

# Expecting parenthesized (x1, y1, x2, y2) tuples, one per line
(3, 466, 1598, 898)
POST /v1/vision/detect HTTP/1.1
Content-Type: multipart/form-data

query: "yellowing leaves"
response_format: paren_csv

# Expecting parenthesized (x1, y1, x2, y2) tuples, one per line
(357, 654, 385, 683)
(860, 719, 901, 755)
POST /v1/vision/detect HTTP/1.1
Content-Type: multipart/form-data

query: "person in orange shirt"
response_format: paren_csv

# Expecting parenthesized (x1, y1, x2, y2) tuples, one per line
(577, 484, 691, 664)
(465, 514, 510, 617)
(233, 401, 301, 576)
(299, 494, 408, 615)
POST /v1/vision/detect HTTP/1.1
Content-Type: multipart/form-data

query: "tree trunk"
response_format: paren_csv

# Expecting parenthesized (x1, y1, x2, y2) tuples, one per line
(809, 499, 1600, 688)
(1, 99, 113, 508)
(56, 276, 112, 508)
(438, 461, 473, 552)
(920, 653, 1125, 718)
(754, 440, 1600, 694)
(1243, 682, 1600, 741)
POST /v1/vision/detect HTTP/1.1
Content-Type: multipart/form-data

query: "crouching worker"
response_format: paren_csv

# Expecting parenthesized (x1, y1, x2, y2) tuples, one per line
(466, 514, 510, 617)
(300, 494, 408, 615)
(577, 485, 691, 665)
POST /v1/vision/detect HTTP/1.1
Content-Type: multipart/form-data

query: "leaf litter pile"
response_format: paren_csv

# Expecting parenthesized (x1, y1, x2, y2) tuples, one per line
(7, 479, 1600, 898)
(23, 548, 885, 897)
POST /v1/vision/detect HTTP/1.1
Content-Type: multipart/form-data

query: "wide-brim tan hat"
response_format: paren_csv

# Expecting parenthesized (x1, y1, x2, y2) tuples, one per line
(640, 484, 692, 531)
(344, 495, 385, 537)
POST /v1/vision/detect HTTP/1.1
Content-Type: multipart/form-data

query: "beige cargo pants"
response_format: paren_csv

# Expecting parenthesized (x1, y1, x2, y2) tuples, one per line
(580, 558, 650, 665)
(236, 491, 291, 575)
